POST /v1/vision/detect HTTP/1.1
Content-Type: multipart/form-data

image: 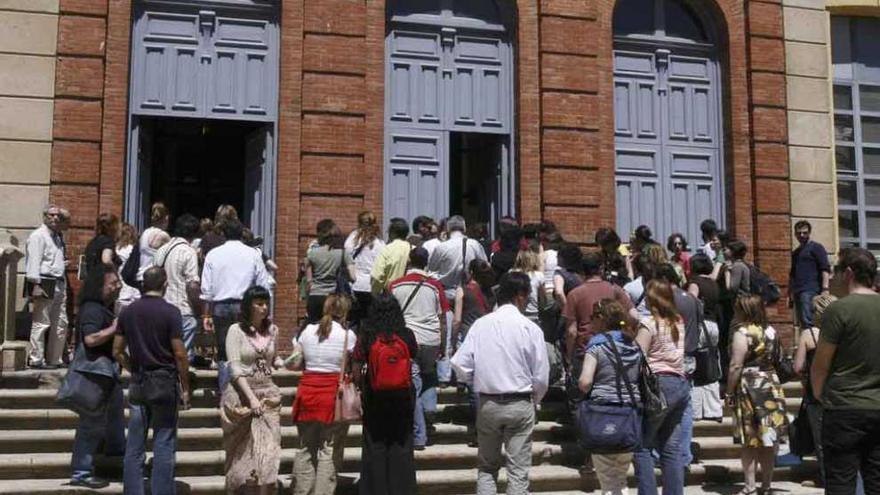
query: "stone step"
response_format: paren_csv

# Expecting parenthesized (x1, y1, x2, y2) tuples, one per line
(0, 441, 570, 479)
(0, 459, 820, 494)
(0, 369, 301, 390)
(0, 417, 746, 454)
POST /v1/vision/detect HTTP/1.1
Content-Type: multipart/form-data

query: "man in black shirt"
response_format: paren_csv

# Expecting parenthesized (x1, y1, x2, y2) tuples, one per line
(789, 220, 831, 329)
(113, 266, 190, 495)
(70, 264, 125, 489)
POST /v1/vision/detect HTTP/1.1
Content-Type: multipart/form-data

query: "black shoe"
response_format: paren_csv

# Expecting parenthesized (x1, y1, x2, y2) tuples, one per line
(70, 476, 110, 489)
(29, 362, 48, 370)
(414, 445, 426, 451)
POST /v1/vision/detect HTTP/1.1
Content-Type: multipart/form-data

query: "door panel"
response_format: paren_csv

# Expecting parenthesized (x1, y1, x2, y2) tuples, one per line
(449, 33, 509, 133)
(125, 118, 155, 231)
(131, 10, 200, 115)
(387, 29, 443, 128)
(384, 129, 447, 223)
(242, 125, 276, 256)
(131, 5, 277, 121)
(614, 44, 723, 242)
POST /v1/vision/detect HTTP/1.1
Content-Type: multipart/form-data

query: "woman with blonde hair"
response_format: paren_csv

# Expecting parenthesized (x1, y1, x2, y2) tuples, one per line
(289, 294, 356, 495)
(511, 245, 544, 324)
(136, 202, 171, 280)
(115, 223, 140, 311)
(200, 204, 239, 257)
(221, 286, 282, 494)
(632, 279, 690, 495)
(344, 211, 385, 328)
(727, 295, 788, 495)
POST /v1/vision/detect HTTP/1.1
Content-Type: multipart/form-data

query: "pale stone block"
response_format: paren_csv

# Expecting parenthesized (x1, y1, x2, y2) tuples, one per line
(826, 0, 880, 9)
(0, 0, 58, 13)
(0, 185, 48, 229)
(789, 146, 834, 183)
(785, 41, 830, 78)
(0, 141, 51, 184)
(7, 229, 30, 275)
(791, 182, 835, 218)
(784, 7, 829, 44)
(790, 217, 836, 252)
(782, 0, 827, 9)
(788, 111, 833, 148)
(0, 54, 55, 98)
(787, 75, 830, 112)
(0, 98, 54, 141)
(0, 11, 58, 56)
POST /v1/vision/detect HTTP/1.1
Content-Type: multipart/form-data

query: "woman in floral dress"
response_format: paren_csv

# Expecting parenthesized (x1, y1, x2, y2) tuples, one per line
(727, 294, 788, 495)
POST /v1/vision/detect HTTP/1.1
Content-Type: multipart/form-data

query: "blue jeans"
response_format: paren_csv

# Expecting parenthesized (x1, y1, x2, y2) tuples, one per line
(212, 300, 242, 391)
(795, 290, 818, 328)
(71, 380, 125, 480)
(412, 357, 439, 447)
(681, 392, 694, 465)
(633, 375, 691, 495)
(181, 314, 197, 363)
(124, 401, 179, 495)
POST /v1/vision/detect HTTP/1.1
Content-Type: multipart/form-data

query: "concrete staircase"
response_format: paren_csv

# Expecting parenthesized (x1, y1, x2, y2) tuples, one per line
(0, 369, 821, 494)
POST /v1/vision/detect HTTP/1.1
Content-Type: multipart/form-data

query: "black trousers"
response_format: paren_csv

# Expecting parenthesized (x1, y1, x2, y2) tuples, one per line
(823, 408, 880, 494)
(359, 392, 416, 495)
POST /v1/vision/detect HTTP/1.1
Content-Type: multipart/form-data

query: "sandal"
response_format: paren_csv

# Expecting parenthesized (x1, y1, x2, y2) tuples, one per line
(737, 489, 759, 495)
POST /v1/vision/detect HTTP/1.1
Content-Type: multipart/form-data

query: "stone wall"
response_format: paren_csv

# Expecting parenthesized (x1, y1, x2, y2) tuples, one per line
(784, 0, 836, 258)
(0, 0, 59, 309)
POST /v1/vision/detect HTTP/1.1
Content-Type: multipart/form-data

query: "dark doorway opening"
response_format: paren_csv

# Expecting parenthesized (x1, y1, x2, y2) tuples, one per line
(449, 132, 503, 232)
(144, 117, 263, 221)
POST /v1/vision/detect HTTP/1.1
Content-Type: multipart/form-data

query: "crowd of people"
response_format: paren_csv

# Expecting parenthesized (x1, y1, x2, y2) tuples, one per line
(21, 201, 880, 495)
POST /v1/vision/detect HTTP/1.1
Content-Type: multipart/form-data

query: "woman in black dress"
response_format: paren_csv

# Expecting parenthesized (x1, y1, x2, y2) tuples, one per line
(353, 294, 418, 495)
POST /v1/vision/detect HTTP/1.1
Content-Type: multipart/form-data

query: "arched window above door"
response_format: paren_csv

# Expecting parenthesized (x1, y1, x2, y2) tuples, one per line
(614, 0, 710, 44)
(387, 0, 509, 32)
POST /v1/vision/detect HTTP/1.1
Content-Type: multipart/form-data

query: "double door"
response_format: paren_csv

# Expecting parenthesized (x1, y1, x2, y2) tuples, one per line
(613, 41, 724, 244)
(384, 23, 514, 224)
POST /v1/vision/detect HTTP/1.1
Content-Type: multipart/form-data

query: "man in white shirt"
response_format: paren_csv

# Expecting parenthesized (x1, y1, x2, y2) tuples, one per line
(201, 219, 272, 389)
(451, 272, 549, 495)
(24, 205, 68, 368)
(154, 214, 201, 364)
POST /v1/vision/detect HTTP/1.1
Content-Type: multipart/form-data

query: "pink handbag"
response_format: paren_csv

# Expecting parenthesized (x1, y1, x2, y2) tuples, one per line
(334, 328, 362, 422)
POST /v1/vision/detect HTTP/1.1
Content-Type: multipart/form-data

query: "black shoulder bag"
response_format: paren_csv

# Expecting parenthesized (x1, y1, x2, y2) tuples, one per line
(692, 319, 722, 386)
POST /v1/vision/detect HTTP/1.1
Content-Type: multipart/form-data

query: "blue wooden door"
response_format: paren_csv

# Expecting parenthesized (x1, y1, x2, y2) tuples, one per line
(384, 129, 448, 222)
(614, 43, 722, 245)
(243, 125, 276, 256)
(384, 3, 512, 223)
(130, 4, 277, 122)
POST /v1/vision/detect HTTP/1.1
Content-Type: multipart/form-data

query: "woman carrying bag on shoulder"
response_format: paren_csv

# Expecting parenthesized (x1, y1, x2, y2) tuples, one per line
(577, 298, 644, 495)
(288, 295, 356, 495)
(220, 286, 283, 495)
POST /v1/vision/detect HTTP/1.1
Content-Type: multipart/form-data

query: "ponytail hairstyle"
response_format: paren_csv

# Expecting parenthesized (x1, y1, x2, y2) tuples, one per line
(355, 211, 380, 247)
(318, 294, 351, 342)
(513, 248, 541, 273)
(150, 202, 169, 228)
(645, 279, 682, 343)
(591, 298, 638, 340)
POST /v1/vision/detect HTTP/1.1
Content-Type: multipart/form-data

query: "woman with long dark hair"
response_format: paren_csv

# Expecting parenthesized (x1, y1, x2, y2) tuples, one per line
(84, 213, 121, 274)
(632, 279, 690, 495)
(290, 294, 355, 495)
(220, 286, 282, 494)
(353, 294, 419, 494)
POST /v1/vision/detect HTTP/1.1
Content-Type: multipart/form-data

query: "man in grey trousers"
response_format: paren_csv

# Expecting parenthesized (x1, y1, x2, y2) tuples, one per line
(451, 272, 550, 495)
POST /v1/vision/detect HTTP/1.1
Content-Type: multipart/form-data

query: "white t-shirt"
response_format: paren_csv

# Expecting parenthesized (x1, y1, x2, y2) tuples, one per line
(344, 231, 385, 294)
(297, 321, 356, 373)
(422, 238, 441, 258)
(115, 244, 141, 303)
(543, 249, 558, 290)
(137, 226, 166, 281)
(512, 270, 543, 318)
(624, 277, 650, 317)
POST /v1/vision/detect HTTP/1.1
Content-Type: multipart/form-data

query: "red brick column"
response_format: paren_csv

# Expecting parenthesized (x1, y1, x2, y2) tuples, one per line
(746, 0, 793, 340)
(50, 0, 111, 272)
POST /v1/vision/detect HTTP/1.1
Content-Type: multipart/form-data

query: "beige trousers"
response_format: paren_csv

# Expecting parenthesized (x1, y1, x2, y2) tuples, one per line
(592, 452, 632, 495)
(28, 283, 68, 366)
(292, 422, 349, 495)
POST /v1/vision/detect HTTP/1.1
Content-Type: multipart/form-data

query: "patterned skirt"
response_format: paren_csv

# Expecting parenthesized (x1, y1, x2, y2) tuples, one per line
(733, 367, 789, 448)
(220, 374, 282, 493)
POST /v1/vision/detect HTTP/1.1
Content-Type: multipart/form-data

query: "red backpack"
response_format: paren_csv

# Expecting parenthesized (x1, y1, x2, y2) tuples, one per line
(368, 334, 412, 391)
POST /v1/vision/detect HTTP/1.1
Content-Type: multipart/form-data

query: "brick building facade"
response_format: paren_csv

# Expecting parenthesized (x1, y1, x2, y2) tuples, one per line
(5, 0, 866, 346)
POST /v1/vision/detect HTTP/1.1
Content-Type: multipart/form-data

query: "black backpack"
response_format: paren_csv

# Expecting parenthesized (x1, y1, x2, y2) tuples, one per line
(748, 263, 781, 305)
(120, 241, 141, 289)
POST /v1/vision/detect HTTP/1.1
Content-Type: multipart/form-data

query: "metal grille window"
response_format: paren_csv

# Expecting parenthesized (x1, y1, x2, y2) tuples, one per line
(832, 16, 880, 251)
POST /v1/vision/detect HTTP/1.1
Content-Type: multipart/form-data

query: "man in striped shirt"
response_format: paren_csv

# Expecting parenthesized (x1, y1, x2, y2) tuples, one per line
(154, 214, 201, 363)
